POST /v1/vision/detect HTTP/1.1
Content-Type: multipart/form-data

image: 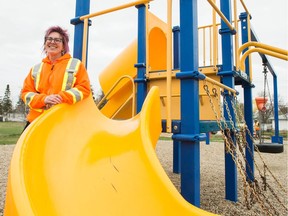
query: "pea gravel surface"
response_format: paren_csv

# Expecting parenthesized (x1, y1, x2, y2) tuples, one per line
(1, 137, 287, 215)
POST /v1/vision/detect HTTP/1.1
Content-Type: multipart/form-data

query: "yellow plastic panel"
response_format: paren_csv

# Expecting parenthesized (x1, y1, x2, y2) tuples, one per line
(98, 12, 168, 119)
(100, 81, 134, 119)
(98, 40, 137, 100)
(199, 74, 221, 120)
(147, 11, 168, 73)
(148, 68, 221, 120)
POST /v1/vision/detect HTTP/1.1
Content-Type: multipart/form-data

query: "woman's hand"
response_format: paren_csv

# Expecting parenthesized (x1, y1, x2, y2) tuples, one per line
(44, 94, 63, 108)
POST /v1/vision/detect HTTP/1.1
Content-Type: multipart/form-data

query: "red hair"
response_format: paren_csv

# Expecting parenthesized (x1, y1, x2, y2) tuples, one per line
(44, 26, 70, 54)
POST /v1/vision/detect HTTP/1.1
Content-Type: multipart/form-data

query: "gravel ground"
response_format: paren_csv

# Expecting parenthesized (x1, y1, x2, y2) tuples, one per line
(1, 138, 287, 215)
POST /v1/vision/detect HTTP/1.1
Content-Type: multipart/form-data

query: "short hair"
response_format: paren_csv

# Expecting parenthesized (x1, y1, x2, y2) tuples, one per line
(44, 26, 70, 54)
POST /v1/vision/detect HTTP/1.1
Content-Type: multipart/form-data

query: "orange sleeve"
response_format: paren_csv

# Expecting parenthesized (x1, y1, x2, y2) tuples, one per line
(21, 69, 47, 109)
(58, 62, 91, 104)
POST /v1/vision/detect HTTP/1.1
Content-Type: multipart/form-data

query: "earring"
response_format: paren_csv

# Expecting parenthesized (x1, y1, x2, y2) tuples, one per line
(61, 50, 65, 55)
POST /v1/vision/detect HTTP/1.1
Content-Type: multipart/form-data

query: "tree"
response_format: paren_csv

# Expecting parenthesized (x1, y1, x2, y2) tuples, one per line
(94, 89, 106, 109)
(278, 100, 288, 117)
(0, 96, 3, 115)
(14, 89, 26, 115)
(2, 84, 13, 116)
(235, 99, 244, 122)
(258, 103, 273, 124)
(90, 85, 96, 103)
(255, 92, 288, 124)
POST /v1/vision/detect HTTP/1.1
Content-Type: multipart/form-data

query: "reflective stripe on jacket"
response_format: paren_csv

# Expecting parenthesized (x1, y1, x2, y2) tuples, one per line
(21, 53, 91, 122)
(32, 62, 44, 92)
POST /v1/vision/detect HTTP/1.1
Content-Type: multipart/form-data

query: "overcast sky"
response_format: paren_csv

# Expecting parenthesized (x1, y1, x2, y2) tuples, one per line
(0, 0, 287, 106)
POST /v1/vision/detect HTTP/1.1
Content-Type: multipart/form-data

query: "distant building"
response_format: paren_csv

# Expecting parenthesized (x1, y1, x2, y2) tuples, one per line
(271, 114, 288, 131)
(5, 113, 26, 122)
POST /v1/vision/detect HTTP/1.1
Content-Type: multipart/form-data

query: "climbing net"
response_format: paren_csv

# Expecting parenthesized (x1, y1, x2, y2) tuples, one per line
(203, 80, 287, 216)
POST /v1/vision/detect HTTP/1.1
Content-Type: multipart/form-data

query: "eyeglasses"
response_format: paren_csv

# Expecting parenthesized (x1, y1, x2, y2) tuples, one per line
(45, 37, 63, 43)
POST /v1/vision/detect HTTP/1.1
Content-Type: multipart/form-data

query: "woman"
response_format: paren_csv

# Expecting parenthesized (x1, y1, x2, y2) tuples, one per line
(21, 26, 91, 129)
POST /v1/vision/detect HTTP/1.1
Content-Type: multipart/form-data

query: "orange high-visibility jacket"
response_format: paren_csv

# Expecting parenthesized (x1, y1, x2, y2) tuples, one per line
(21, 53, 91, 123)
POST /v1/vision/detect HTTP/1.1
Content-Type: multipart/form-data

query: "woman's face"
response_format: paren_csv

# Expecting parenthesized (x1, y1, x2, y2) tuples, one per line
(44, 32, 64, 58)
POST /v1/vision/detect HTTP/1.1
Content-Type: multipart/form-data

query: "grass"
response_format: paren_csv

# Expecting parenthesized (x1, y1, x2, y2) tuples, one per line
(0, 122, 26, 145)
(0, 122, 286, 145)
(159, 136, 172, 141)
(261, 130, 288, 139)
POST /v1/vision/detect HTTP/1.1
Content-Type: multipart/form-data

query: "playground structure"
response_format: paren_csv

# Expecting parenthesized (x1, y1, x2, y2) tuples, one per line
(4, 0, 288, 215)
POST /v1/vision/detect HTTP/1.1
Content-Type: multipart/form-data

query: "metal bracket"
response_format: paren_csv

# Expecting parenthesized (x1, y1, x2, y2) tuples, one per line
(172, 133, 207, 142)
(176, 70, 206, 80)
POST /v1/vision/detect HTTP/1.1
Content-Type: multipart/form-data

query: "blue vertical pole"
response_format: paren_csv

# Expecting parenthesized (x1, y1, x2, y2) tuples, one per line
(239, 12, 255, 183)
(71, 0, 90, 63)
(172, 26, 181, 174)
(218, 0, 237, 202)
(173, 26, 180, 69)
(135, 4, 147, 113)
(174, 0, 201, 206)
(271, 76, 283, 144)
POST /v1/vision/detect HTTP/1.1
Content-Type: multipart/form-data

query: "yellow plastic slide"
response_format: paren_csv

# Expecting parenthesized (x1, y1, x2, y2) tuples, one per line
(4, 87, 216, 215)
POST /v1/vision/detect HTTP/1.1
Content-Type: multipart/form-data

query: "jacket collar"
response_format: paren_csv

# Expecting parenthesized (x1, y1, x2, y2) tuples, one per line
(43, 53, 72, 64)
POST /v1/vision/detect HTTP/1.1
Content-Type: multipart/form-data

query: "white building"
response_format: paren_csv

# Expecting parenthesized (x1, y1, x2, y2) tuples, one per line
(271, 114, 288, 131)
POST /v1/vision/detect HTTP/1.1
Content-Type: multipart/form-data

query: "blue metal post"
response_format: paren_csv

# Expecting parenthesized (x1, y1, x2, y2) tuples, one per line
(173, 141, 181, 174)
(71, 0, 90, 62)
(172, 26, 181, 174)
(135, 4, 147, 113)
(172, 26, 180, 70)
(174, 0, 201, 206)
(218, 0, 237, 202)
(239, 12, 255, 182)
(271, 76, 283, 143)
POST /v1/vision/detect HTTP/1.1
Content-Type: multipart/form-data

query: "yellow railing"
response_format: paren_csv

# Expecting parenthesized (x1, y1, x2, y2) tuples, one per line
(205, 76, 237, 95)
(198, 23, 220, 68)
(238, 41, 288, 72)
(166, 0, 172, 132)
(237, 0, 252, 78)
(233, 0, 239, 71)
(97, 75, 136, 118)
(207, 0, 235, 32)
(200, 0, 253, 74)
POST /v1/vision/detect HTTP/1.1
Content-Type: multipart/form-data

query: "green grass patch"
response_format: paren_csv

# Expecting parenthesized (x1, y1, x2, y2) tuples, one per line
(1, 121, 286, 145)
(159, 136, 172, 141)
(210, 134, 224, 142)
(261, 131, 288, 140)
(0, 122, 26, 145)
